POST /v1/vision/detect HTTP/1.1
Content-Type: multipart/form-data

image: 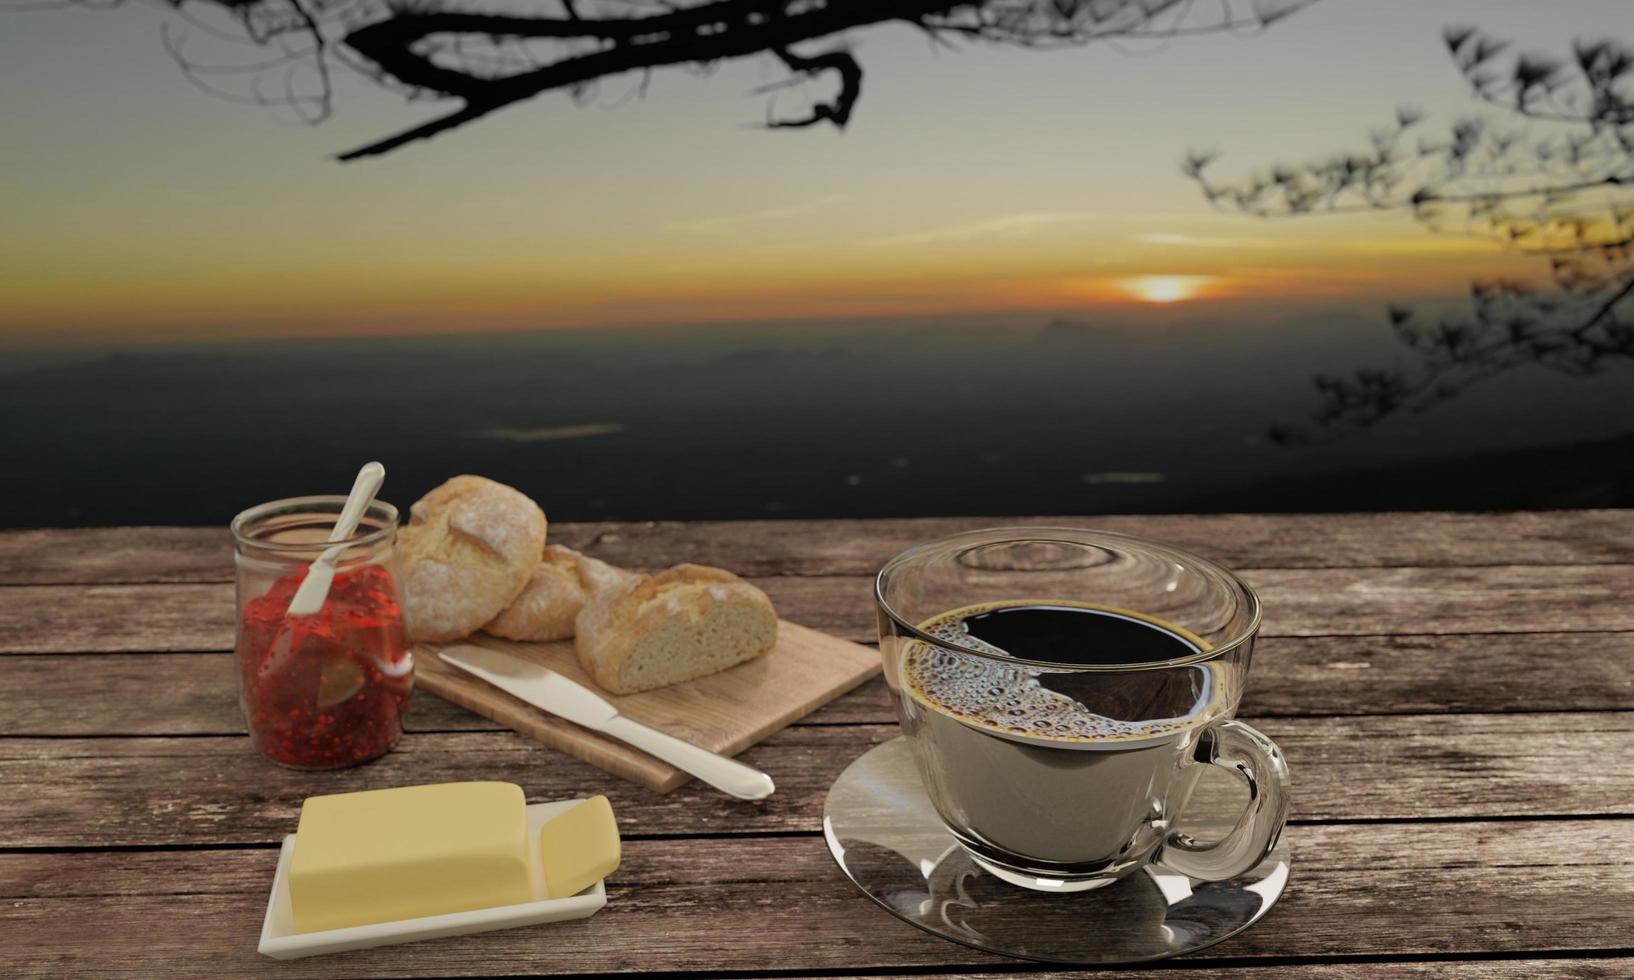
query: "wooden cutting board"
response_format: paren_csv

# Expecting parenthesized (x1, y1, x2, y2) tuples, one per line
(414, 621, 880, 793)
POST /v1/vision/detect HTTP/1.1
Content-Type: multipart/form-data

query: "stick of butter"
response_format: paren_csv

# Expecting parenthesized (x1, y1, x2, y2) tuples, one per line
(288, 781, 533, 934)
(539, 795, 621, 899)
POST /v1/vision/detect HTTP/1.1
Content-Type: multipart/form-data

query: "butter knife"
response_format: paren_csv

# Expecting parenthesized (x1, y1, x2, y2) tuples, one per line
(437, 645, 776, 801)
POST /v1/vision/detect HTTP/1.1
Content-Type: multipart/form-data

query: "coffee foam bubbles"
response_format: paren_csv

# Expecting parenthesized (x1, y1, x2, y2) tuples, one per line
(904, 612, 1204, 743)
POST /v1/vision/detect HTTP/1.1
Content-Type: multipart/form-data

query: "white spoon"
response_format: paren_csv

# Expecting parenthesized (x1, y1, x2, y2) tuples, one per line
(287, 461, 386, 617)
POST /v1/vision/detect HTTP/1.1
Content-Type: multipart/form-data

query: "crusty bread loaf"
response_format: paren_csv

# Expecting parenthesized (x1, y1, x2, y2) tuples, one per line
(485, 545, 637, 642)
(574, 563, 778, 695)
(398, 476, 547, 642)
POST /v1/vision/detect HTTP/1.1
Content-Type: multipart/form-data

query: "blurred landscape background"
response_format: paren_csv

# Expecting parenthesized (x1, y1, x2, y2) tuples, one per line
(2, 0, 1630, 525)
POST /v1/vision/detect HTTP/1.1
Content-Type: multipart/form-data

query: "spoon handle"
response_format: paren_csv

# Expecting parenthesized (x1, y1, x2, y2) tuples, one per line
(318, 461, 387, 563)
(287, 461, 385, 616)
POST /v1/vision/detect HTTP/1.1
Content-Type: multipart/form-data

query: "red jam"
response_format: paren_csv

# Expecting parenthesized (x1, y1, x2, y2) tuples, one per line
(236, 564, 412, 769)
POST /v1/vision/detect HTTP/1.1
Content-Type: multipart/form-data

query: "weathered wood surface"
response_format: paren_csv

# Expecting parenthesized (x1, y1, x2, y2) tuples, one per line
(3, 822, 1631, 978)
(1, 514, 1631, 979)
(7, 631, 1633, 736)
(8, 563, 1634, 654)
(5, 511, 1634, 585)
(4, 714, 1631, 848)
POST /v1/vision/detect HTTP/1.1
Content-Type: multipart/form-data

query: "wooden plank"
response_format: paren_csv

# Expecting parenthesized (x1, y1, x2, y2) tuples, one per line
(0, 583, 235, 653)
(562, 511, 1634, 575)
(1, 822, 1629, 977)
(7, 565, 1634, 654)
(0, 653, 495, 736)
(1251, 564, 1634, 637)
(415, 623, 879, 792)
(3, 713, 1630, 848)
(811, 632, 1634, 723)
(5, 512, 1634, 586)
(0, 526, 229, 585)
(9, 631, 1634, 736)
(1245, 631, 1634, 716)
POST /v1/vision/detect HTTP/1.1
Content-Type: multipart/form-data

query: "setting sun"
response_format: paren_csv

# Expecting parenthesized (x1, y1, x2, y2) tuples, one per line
(1122, 275, 1215, 304)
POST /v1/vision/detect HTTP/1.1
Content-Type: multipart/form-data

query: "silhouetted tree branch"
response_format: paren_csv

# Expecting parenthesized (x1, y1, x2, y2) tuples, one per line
(764, 46, 861, 129)
(1265, 260, 1634, 445)
(15, 0, 1317, 159)
(1185, 27, 1634, 444)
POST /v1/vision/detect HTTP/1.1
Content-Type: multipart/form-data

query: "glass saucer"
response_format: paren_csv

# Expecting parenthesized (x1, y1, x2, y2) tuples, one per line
(822, 737, 1291, 964)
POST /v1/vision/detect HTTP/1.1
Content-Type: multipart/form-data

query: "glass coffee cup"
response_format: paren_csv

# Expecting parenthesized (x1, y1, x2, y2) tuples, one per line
(875, 527, 1289, 892)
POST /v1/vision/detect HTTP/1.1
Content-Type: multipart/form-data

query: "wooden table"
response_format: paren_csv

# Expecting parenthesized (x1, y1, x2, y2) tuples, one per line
(3, 513, 1633, 978)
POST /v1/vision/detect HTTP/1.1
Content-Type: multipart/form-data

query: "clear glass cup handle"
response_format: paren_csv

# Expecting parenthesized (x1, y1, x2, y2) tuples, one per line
(1155, 719, 1291, 882)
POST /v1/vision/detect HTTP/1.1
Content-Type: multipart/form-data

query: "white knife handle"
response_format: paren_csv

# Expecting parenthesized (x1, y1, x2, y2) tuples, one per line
(601, 715, 775, 801)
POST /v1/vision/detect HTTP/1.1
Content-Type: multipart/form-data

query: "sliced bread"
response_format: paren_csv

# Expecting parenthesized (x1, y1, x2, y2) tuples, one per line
(574, 563, 778, 694)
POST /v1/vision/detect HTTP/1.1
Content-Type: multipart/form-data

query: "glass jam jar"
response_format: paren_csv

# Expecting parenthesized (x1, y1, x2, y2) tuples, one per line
(231, 495, 412, 769)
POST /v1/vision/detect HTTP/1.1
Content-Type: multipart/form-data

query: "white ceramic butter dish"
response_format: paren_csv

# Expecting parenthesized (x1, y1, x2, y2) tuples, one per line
(258, 799, 607, 959)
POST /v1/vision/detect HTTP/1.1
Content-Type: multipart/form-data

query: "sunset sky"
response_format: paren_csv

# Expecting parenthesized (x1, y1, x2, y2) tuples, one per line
(0, 0, 1622, 348)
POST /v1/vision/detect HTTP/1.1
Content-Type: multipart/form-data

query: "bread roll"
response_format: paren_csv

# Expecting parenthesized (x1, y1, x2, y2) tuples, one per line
(574, 563, 777, 694)
(485, 545, 637, 642)
(399, 476, 547, 642)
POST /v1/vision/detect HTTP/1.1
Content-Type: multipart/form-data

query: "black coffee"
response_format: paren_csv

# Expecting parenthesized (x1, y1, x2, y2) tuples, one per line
(908, 601, 1212, 740)
(960, 603, 1200, 666)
